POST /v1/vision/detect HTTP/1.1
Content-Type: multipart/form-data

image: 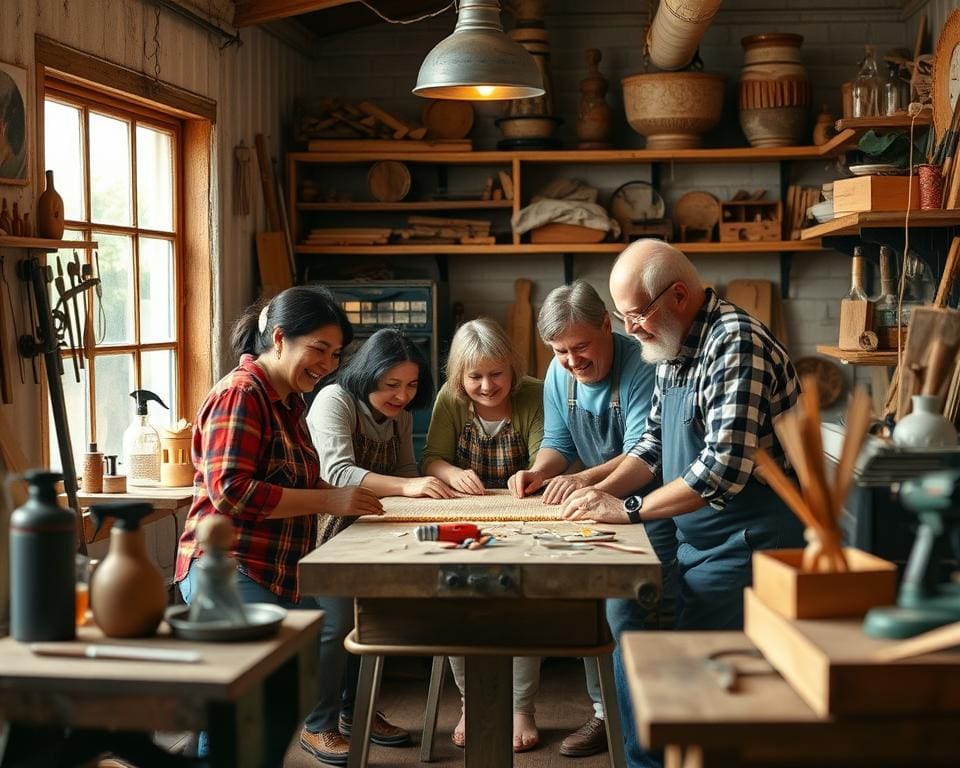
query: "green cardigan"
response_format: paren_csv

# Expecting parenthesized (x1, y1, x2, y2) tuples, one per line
(421, 376, 544, 472)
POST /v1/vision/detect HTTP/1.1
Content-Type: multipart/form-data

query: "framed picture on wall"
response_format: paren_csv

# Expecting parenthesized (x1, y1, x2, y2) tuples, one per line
(0, 61, 28, 186)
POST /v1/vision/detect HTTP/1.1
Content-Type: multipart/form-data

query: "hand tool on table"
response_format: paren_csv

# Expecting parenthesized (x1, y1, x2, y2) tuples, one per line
(540, 540, 650, 554)
(67, 251, 85, 368)
(54, 255, 80, 382)
(30, 643, 201, 663)
(703, 648, 774, 693)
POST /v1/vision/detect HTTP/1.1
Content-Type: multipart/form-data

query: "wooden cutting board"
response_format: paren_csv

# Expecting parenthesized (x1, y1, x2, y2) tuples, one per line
(421, 100, 474, 140)
(534, 304, 552, 379)
(726, 279, 773, 328)
(256, 232, 293, 294)
(506, 279, 534, 375)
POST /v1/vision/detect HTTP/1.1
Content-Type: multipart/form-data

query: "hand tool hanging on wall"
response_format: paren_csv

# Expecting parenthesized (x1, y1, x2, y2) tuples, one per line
(16, 252, 101, 555)
(68, 252, 86, 368)
(54, 255, 80, 382)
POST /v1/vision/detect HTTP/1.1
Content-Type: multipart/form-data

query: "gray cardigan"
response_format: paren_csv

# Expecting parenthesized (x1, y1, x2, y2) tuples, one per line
(306, 383, 417, 487)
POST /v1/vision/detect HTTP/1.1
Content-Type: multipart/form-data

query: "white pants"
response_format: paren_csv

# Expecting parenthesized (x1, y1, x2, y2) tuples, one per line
(448, 656, 541, 714)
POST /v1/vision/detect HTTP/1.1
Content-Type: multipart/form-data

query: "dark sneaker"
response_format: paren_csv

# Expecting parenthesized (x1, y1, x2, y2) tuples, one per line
(299, 727, 349, 766)
(559, 716, 608, 757)
(338, 711, 410, 746)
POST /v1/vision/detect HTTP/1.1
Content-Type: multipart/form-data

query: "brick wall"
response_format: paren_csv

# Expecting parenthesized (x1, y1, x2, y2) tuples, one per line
(306, 0, 930, 401)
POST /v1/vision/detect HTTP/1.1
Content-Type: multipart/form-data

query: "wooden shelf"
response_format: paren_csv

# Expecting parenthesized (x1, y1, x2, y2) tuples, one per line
(0, 236, 99, 250)
(835, 109, 933, 133)
(296, 240, 827, 256)
(800, 210, 960, 239)
(289, 131, 856, 166)
(297, 200, 515, 212)
(816, 345, 899, 366)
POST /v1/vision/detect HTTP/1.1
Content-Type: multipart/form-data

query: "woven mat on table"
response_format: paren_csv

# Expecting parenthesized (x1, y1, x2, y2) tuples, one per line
(379, 489, 561, 522)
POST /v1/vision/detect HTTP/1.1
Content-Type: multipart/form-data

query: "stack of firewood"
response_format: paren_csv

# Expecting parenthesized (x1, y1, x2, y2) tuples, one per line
(297, 99, 427, 141)
(395, 216, 495, 245)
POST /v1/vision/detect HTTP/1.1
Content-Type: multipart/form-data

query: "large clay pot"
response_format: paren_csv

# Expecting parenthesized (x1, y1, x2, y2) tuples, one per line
(738, 33, 810, 147)
(36, 169, 65, 239)
(622, 71, 725, 149)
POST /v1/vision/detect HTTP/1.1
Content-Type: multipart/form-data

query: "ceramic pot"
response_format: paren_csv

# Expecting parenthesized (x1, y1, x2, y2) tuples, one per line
(622, 71, 725, 149)
(738, 33, 810, 147)
(892, 394, 959, 448)
(36, 170, 65, 239)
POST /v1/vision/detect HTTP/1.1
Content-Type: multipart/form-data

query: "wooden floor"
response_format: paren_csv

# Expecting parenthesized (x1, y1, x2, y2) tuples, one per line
(282, 657, 613, 767)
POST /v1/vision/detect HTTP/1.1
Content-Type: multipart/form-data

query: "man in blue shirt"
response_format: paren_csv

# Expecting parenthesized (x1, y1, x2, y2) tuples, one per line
(507, 279, 671, 760)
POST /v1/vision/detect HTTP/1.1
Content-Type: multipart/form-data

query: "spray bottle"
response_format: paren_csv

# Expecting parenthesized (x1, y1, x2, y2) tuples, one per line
(89, 502, 167, 637)
(123, 390, 169, 487)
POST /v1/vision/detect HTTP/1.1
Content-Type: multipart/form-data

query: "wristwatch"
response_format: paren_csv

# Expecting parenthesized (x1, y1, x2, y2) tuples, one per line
(623, 495, 643, 524)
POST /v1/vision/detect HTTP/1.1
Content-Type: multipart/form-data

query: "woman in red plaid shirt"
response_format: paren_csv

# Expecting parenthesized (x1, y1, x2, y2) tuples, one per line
(175, 285, 385, 765)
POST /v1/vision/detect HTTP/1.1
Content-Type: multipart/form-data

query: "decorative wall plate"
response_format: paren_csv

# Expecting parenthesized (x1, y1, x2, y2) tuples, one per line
(933, 9, 960, 141)
(609, 180, 666, 223)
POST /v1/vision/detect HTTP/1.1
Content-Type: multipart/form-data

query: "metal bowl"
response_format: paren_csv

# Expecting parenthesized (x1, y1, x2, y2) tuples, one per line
(165, 603, 287, 642)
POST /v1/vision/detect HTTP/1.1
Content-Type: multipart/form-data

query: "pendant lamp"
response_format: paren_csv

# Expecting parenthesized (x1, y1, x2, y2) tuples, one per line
(413, 0, 544, 100)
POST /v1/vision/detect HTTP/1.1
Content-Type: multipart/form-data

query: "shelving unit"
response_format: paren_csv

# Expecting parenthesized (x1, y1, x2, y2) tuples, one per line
(834, 109, 932, 134)
(816, 345, 899, 366)
(0, 236, 99, 251)
(289, 135, 856, 286)
(801, 210, 960, 240)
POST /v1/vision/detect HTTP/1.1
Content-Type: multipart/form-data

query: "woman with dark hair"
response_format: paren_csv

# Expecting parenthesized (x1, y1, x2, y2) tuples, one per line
(305, 327, 454, 750)
(175, 285, 385, 767)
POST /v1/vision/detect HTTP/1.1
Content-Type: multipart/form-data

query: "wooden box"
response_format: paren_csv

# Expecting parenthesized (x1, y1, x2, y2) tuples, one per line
(719, 201, 782, 242)
(833, 175, 920, 214)
(744, 588, 960, 717)
(752, 548, 897, 619)
(530, 223, 606, 244)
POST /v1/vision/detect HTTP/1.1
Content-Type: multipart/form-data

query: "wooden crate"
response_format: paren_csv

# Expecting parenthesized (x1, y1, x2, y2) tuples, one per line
(719, 200, 782, 242)
(744, 587, 960, 717)
(752, 548, 897, 619)
(833, 176, 920, 214)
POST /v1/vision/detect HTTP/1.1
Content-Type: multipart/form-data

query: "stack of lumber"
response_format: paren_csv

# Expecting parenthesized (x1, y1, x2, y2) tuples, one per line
(784, 185, 820, 239)
(395, 216, 495, 245)
(304, 228, 391, 246)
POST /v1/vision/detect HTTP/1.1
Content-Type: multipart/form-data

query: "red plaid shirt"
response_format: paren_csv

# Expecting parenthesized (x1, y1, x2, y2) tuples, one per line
(175, 355, 321, 601)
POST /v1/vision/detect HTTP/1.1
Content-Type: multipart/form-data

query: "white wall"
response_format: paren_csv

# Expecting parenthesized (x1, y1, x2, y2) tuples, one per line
(304, 0, 924, 399)
(0, 0, 311, 463)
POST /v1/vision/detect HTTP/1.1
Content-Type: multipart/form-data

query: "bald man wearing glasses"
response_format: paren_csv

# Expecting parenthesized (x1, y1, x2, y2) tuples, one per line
(562, 239, 805, 767)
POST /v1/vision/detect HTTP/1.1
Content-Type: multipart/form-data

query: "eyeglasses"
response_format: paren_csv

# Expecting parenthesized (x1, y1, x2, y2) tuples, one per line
(612, 283, 675, 326)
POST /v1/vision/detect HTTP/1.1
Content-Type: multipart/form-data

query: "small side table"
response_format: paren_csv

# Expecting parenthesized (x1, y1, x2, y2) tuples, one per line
(0, 610, 322, 768)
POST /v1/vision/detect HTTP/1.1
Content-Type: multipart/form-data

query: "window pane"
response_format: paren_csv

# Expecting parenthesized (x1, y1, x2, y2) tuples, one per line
(47, 372, 89, 475)
(43, 99, 85, 221)
(89, 112, 131, 225)
(94, 232, 135, 344)
(136, 125, 174, 231)
(95, 353, 135, 463)
(139, 237, 174, 343)
(142, 349, 177, 428)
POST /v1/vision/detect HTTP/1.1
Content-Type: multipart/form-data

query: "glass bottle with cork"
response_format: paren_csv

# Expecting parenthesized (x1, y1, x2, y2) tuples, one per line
(873, 245, 902, 348)
(839, 246, 874, 350)
(852, 46, 882, 118)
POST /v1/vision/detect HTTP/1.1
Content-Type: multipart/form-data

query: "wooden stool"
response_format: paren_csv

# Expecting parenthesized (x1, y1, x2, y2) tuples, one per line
(344, 631, 626, 768)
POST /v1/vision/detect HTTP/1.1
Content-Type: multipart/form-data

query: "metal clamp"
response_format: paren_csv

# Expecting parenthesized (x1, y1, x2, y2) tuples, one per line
(438, 565, 521, 597)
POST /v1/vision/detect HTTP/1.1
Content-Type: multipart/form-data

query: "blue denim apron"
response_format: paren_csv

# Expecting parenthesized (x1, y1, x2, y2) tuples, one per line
(661, 384, 804, 630)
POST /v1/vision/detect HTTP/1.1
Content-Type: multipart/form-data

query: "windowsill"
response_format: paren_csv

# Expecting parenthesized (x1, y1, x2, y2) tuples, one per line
(59, 487, 195, 543)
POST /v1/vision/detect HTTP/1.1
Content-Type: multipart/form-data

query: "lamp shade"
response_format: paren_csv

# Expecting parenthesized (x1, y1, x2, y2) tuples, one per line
(413, 0, 544, 100)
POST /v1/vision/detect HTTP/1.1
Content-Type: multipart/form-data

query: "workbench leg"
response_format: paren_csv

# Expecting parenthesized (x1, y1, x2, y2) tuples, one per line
(596, 654, 626, 768)
(207, 685, 264, 768)
(347, 654, 383, 768)
(420, 655, 447, 762)
(464, 655, 512, 768)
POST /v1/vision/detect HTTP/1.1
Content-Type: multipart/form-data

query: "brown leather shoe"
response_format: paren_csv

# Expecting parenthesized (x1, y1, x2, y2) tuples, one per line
(299, 727, 349, 766)
(559, 716, 607, 757)
(338, 711, 410, 746)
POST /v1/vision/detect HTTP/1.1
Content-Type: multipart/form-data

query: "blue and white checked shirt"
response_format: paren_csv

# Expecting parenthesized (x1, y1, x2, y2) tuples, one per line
(628, 288, 800, 509)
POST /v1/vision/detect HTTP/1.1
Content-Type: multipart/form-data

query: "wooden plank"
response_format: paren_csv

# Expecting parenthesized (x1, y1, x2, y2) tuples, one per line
(801, 209, 960, 239)
(306, 139, 473, 153)
(743, 588, 960, 718)
(297, 201, 513, 212)
(815, 345, 898, 366)
(257, 232, 293, 294)
(233, 0, 352, 26)
(464, 656, 513, 768)
(507, 278, 534, 375)
(0, 237, 97, 250)
(725, 280, 773, 327)
(255, 134, 282, 232)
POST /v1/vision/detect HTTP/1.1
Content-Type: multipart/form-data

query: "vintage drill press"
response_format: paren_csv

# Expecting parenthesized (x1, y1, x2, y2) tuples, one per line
(864, 469, 960, 638)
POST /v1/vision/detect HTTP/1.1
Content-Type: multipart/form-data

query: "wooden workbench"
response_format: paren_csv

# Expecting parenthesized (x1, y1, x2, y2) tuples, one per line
(0, 610, 323, 768)
(621, 630, 960, 767)
(299, 498, 660, 768)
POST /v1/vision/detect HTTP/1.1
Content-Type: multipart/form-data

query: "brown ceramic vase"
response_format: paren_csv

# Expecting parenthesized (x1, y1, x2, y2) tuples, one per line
(37, 170, 65, 239)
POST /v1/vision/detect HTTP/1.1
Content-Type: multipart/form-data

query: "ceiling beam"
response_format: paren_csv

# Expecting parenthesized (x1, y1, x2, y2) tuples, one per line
(233, 0, 355, 27)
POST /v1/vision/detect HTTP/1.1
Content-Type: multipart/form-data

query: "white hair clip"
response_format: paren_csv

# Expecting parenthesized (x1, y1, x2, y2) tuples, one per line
(257, 304, 270, 333)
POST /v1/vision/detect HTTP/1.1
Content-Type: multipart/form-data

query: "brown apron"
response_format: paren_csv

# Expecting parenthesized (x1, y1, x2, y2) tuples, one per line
(454, 402, 529, 489)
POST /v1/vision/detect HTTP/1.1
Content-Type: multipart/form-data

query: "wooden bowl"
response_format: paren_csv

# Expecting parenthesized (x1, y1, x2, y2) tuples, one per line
(495, 115, 562, 140)
(621, 72, 725, 149)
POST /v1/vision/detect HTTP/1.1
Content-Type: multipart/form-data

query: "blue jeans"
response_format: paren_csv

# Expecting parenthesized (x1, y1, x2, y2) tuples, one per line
(179, 561, 355, 754)
(605, 555, 676, 768)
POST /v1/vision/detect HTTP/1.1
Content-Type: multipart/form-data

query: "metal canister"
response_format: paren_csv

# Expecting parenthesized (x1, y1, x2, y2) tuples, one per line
(10, 470, 76, 641)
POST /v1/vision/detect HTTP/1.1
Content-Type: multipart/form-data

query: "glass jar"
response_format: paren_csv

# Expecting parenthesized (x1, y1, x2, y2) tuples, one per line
(882, 60, 903, 115)
(852, 46, 882, 118)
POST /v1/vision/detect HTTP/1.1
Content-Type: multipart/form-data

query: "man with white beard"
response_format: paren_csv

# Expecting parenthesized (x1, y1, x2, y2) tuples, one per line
(560, 239, 805, 768)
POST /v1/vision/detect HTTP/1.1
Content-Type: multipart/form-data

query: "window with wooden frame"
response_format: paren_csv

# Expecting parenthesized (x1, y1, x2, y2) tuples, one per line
(41, 81, 183, 472)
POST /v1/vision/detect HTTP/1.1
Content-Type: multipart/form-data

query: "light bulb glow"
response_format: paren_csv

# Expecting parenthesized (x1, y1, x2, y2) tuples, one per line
(475, 85, 496, 97)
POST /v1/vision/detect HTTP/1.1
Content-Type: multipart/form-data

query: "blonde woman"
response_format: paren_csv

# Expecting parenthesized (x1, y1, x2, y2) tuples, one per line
(422, 317, 544, 752)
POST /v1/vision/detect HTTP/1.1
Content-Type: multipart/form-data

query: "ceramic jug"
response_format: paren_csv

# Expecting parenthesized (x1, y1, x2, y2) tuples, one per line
(36, 170, 65, 239)
(892, 395, 958, 448)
